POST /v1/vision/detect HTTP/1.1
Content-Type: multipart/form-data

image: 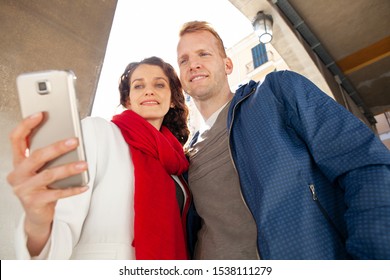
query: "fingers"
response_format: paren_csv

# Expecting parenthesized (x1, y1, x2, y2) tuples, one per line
(9, 112, 44, 165)
(8, 113, 85, 186)
(7, 137, 84, 187)
(8, 159, 89, 230)
(10, 161, 89, 219)
(8, 111, 89, 199)
(27, 137, 81, 176)
(16, 179, 89, 212)
(8, 154, 87, 187)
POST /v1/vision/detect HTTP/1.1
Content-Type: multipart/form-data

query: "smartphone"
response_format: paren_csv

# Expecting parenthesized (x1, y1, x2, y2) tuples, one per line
(16, 70, 89, 189)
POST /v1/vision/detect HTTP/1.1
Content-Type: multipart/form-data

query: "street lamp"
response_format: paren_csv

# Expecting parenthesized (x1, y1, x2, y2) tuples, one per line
(253, 11, 273, 44)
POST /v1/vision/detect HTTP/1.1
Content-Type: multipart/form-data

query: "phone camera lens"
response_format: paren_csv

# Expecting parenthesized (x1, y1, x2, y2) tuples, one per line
(38, 82, 47, 91)
(37, 81, 50, 94)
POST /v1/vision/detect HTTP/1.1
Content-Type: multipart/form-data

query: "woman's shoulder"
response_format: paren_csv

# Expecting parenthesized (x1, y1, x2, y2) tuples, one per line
(81, 116, 124, 144)
(82, 116, 119, 133)
(82, 116, 112, 128)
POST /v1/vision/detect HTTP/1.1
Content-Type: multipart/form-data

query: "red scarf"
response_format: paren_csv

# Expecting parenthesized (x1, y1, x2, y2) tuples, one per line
(111, 110, 189, 260)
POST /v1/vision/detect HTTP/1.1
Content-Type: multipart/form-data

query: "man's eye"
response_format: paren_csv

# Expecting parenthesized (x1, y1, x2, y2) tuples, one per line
(200, 52, 210, 57)
(179, 59, 187, 65)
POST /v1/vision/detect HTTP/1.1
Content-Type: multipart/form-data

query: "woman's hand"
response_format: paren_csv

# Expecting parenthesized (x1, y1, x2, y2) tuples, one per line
(7, 112, 89, 256)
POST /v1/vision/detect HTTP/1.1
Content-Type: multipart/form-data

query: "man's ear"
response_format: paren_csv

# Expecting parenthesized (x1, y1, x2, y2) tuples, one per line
(224, 57, 233, 75)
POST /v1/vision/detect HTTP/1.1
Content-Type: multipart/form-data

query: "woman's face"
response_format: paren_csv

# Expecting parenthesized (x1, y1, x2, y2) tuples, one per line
(127, 64, 172, 130)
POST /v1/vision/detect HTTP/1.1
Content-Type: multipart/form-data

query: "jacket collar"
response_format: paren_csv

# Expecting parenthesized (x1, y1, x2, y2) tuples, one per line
(234, 80, 258, 100)
(227, 80, 259, 128)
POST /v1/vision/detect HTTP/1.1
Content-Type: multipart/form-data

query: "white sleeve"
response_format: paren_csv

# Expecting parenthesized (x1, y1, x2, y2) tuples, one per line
(14, 215, 75, 260)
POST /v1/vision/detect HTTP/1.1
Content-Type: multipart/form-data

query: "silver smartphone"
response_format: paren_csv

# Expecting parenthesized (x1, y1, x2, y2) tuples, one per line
(16, 70, 89, 188)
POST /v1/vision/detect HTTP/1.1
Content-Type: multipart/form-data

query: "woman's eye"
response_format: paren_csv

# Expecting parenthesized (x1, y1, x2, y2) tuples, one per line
(156, 83, 165, 88)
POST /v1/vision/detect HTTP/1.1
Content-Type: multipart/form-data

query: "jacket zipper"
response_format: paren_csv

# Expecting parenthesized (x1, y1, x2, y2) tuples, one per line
(309, 184, 346, 243)
(228, 87, 261, 259)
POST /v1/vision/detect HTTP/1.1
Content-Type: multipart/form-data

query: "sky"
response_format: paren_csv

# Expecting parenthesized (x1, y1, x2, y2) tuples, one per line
(91, 0, 254, 119)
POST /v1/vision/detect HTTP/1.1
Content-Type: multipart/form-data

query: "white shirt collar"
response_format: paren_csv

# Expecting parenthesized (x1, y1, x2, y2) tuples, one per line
(198, 101, 230, 142)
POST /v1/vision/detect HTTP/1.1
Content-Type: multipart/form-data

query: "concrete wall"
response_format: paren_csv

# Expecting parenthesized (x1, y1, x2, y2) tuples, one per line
(0, 0, 117, 259)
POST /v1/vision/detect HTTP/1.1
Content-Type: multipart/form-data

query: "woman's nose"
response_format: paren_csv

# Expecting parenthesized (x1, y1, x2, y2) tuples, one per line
(144, 88, 155, 96)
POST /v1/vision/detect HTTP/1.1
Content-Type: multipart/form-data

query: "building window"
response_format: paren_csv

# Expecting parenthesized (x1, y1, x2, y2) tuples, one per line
(251, 43, 268, 69)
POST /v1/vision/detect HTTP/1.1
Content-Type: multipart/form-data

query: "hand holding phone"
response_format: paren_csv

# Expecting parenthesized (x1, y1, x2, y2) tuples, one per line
(16, 70, 89, 188)
(7, 111, 90, 256)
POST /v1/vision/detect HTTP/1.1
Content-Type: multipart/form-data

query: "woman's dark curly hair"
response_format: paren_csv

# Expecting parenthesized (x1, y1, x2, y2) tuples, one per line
(118, 56, 189, 146)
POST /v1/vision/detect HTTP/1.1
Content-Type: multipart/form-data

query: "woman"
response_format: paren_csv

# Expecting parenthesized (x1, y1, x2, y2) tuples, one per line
(7, 56, 191, 260)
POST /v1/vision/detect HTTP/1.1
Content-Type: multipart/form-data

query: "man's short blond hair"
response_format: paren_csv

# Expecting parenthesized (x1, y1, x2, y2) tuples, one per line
(179, 21, 227, 58)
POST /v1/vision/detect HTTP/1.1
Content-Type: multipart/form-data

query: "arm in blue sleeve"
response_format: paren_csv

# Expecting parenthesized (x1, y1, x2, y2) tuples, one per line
(272, 70, 390, 259)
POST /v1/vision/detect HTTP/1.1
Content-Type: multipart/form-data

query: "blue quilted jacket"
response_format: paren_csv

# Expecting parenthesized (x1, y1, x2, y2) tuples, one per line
(224, 70, 390, 259)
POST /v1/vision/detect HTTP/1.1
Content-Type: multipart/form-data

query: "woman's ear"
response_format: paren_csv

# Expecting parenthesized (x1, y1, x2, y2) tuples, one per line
(125, 98, 131, 109)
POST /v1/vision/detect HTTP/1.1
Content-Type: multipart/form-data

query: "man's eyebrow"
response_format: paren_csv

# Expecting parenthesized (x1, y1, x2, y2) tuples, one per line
(178, 54, 187, 61)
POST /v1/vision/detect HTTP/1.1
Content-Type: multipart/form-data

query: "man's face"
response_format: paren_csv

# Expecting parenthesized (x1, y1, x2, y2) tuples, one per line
(177, 31, 232, 102)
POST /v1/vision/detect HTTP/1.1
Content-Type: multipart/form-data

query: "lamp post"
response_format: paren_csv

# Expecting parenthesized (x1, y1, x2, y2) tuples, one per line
(253, 11, 273, 44)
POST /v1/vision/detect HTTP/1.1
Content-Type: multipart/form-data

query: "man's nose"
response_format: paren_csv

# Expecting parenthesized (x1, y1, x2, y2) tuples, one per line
(189, 58, 201, 71)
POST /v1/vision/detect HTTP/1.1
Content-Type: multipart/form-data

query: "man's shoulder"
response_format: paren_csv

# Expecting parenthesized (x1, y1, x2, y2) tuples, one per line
(234, 70, 302, 93)
(263, 69, 306, 82)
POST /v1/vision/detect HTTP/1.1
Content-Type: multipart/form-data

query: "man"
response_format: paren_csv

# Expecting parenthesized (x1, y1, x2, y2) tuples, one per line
(177, 21, 390, 260)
